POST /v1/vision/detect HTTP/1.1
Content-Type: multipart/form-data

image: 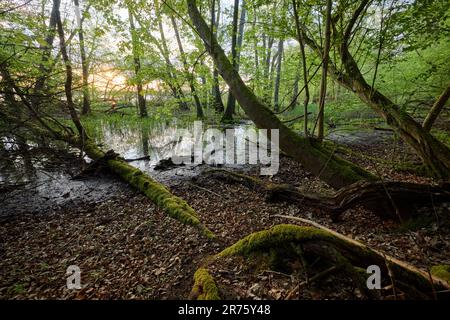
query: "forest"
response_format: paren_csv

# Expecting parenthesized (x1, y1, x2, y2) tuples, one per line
(0, 0, 449, 301)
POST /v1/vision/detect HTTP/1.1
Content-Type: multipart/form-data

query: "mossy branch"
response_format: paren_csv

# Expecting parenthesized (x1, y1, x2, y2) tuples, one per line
(77, 137, 215, 239)
(190, 268, 221, 300)
(213, 224, 450, 299)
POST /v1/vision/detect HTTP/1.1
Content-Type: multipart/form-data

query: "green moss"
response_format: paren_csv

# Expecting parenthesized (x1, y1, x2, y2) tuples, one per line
(191, 268, 221, 300)
(431, 265, 450, 283)
(75, 140, 215, 239)
(217, 224, 335, 258)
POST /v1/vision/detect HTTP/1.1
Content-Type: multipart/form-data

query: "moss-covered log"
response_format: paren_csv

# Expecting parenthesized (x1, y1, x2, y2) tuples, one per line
(201, 224, 449, 299)
(190, 268, 221, 300)
(71, 136, 215, 239)
(431, 265, 450, 284)
(203, 169, 450, 220)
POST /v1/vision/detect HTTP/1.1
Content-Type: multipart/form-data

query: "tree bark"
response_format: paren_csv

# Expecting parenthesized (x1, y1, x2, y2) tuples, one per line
(222, 0, 240, 122)
(54, 0, 85, 138)
(187, 0, 376, 189)
(127, 7, 147, 117)
(170, 15, 204, 118)
(292, 0, 310, 136)
(73, 0, 91, 115)
(32, 0, 59, 109)
(317, 0, 332, 141)
(273, 39, 284, 112)
(154, 1, 189, 111)
(223, 0, 247, 120)
(422, 84, 450, 131)
(210, 0, 225, 112)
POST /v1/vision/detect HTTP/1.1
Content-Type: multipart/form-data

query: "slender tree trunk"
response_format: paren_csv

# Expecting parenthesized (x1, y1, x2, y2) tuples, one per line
(54, 0, 85, 140)
(273, 39, 284, 112)
(170, 16, 204, 118)
(422, 84, 450, 131)
(252, 9, 260, 93)
(223, 0, 240, 122)
(211, 0, 225, 112)
(155, 6, 189, 111)
(223, 0, 246, 120)
(235, 1, 246, 70)
(292, 0, 310, 136)
(317, 0, 332, 141)
(127, 7, 147, 117)
(73, 0, 91, 115)
(263, 36, 274, 104)
(32, 0, 59, 108)
(187, 0, 376, 189)
(291, 71, 300, 110)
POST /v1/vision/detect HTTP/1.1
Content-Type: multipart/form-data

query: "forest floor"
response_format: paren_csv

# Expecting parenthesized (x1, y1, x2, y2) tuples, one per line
(1, 128, 449, 299)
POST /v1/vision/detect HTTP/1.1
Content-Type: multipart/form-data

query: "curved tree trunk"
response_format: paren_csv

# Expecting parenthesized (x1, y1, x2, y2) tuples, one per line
(298, 0, 450, 179)
(187, 0, 376, 189)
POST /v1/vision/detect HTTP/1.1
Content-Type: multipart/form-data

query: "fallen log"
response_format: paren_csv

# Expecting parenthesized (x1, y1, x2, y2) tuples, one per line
(70, 136, 215, 239)
(192, 224, 450, 300)
(202, 169, 450, 220)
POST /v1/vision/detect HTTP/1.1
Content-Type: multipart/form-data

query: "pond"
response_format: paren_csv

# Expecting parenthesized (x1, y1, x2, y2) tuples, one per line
(0, 119, 257, 216)
(0, 117, 394, 216)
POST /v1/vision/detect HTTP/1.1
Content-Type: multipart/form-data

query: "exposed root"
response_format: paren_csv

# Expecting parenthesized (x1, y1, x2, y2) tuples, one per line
(203, 169, 450, 220)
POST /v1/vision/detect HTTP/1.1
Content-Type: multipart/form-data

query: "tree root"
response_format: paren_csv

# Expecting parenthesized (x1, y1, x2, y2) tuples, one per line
(203, 169, 450, 220)
(191, 224, 450, 300)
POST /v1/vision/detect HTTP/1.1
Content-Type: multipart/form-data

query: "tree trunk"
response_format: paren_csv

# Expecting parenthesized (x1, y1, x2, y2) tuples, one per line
(422, 84, 450, 131)
(290, 71, 300, 111)
(32, 0, 59, 109)
(222, 0, 240, 122)
(210, 0, 225, 112)
(222, 0, 246, 122)
(292, 0, 310, 136)
(154, 1, 189, 111)
(127, 7, 147, 117)
(316, 0, 332, 141)
(187, 0, 376, 189)
(263, 35, 274, 104)
(170, 16, 204, 118)
(273, 39, 284, 112)
(54, 0, 84, 138)
(73, 0, 91, 115)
